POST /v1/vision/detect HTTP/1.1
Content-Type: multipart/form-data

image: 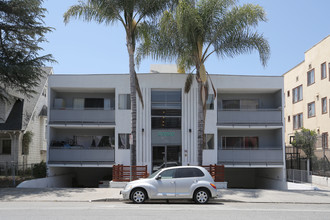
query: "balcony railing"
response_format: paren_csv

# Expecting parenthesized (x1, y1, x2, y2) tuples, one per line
(217, 109, 282, 125)
(48, 147, 115, 165)
(218, 147, 284, 166)
(49, 108, 115, 124)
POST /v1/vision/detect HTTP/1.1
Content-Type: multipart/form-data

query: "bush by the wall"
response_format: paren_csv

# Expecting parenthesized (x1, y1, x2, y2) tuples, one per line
(32, 161, 47, 178)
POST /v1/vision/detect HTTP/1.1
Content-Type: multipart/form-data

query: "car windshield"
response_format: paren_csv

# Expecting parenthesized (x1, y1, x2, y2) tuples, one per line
(148, 169, 162, 179)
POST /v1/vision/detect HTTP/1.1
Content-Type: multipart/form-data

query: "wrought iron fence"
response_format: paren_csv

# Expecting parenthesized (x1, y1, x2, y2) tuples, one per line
(0, 162, 37, 177)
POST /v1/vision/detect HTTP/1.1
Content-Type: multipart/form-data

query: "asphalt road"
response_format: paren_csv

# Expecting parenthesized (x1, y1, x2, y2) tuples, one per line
(1, 201, 330, 220)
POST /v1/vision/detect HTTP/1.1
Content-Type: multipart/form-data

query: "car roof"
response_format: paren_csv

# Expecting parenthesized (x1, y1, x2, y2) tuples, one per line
(161, 166, 205, 171)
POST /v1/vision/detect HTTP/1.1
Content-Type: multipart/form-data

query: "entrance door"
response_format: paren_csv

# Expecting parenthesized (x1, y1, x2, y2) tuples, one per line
(152, 145, 181, 172)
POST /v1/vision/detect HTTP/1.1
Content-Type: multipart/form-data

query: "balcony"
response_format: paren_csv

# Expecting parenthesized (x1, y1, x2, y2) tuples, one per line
(48, 147, 115, 166)
(218, 148, 284, 166)
(49, 108, 115, 125)
(217, 109, 282, 126)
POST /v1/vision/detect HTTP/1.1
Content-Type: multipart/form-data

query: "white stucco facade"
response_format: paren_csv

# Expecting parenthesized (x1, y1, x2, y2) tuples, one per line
(47, 71, 285, 189)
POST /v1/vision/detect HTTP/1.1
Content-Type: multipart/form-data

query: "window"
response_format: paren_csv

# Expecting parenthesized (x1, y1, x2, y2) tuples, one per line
(321, 62, 327, 79)
(322, 97, 327, 114)
(307, 69, 315, 85)
(84, 98, 104, 109)
(288, 116, 291, 123)
(73, 98, 84, 109)
(203, 134, 214, 149)
(118, 94, 131, 110)
(118, 133, 130, 149)
(175, 168, 204, 178)
(322, 133, 328, 149)
(159, 169, 176, 179)
(222, 100, 240, 109)
(293, 113, 303, 129)
(206, 94, 214, 110)
(222, 99, 258, 109)
(308, 102, 315, 118)
(292, 85, 303, 103)
(1, 139, 11, 155)
(151, 90, 181, 129)
(221, 136, 258, 149)
(287, 90, 290, 97)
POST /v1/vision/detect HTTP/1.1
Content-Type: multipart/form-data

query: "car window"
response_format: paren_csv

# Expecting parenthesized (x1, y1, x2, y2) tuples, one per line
(175, 168, 205, 178)
(159, 169, 176, 179)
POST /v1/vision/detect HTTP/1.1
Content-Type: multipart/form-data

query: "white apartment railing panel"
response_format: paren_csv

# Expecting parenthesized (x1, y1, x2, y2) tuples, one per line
(50, 109, 115, 124)
(217, 109, 282, 125)
(218, 148, 283, 166)
(48, 147, 115, 165)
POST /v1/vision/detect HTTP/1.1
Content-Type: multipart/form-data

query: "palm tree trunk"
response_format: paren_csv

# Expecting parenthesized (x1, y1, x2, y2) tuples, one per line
(197, 81, 205, 166)
(127, 35, 137, 166)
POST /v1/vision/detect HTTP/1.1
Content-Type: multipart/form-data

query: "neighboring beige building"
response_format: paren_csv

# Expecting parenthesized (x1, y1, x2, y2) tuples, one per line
(284, 35, 330, 160)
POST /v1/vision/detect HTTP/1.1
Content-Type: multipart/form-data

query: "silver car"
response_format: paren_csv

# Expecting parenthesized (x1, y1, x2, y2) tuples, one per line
(120, 166, 218, 204)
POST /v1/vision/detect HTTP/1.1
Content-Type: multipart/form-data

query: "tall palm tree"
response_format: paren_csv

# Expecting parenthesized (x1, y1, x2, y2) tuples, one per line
(138, 0, 270, 165)
(64, 0, 174, 166)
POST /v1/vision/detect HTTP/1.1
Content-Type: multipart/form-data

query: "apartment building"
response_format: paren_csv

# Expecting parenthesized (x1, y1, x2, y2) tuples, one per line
(0, 67, 52, 171)
(284, 35, 330, 161)
(47, 67, 285, 188)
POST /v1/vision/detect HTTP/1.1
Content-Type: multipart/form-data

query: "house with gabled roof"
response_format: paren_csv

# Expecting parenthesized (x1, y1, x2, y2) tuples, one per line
(0, 67, 53, 173)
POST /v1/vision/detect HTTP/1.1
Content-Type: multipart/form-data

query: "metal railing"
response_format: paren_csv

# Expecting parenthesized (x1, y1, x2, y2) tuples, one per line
(217, 108, 282, 125)
(48, 147, 115, 165)
(49, 109, 115, 124)
(218, 148, 284, 166)
(287, 169, 311, 183)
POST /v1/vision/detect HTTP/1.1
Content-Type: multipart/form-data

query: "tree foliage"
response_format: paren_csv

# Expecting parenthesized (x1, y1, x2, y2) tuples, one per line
(64, 0, 175, 166)
(292, 128, 317, 159)
(0, 0, 55, 100)
(137, 0, 270, 165)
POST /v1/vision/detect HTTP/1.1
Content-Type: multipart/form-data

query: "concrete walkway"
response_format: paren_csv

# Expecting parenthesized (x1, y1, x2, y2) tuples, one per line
(1, 186, 330, 204)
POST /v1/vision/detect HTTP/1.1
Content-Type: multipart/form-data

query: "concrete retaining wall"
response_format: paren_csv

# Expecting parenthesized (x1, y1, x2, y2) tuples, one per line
(311, 175, 330, 187)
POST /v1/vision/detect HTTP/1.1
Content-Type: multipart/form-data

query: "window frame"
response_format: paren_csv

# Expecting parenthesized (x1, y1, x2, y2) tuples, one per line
(1, 139, 11, 155)
(118, 94, 131, 110)
(322, 97, 327, 114)
(307, 101, 316, 118)
(322, 132, 328, 149)
(203, 134, 214, 150)
(118, 133, 130, 149)
(293, 113, 303, 130)
(321, 62, 327, 80)
(307, 69, 315, 86)
(206, 94, 214, 110)
(292, 85, 303, 103)
(221, 136, 259, 149)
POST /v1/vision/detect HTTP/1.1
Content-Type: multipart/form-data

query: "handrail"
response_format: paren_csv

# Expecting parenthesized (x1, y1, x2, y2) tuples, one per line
(218, 108, 282, 111)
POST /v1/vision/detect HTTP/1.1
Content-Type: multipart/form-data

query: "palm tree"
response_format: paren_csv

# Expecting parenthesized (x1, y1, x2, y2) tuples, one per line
(137, 0, 270, 165)
(63, 0, 174, 166)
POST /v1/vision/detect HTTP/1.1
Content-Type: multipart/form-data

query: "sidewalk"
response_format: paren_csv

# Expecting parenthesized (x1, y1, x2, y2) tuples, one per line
(1, 187, 330, 204)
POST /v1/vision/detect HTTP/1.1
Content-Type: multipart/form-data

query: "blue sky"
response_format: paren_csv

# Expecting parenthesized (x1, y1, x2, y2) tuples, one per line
(41, 0, 330, 75)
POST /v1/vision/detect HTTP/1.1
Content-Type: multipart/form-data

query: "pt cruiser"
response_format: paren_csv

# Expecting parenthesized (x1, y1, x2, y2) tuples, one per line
(120, 166, 218, 204)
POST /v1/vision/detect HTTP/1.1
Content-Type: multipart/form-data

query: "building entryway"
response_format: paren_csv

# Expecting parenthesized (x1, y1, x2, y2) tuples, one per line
(152, 145, 182, 172)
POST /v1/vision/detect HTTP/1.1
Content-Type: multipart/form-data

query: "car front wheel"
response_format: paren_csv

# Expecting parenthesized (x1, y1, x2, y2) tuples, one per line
(193, 189, 209, 204)
(131, 189, 147, 204)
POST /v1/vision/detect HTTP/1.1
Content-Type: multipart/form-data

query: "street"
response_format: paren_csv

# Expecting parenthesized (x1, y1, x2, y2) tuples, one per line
(1, 201, 330, 220)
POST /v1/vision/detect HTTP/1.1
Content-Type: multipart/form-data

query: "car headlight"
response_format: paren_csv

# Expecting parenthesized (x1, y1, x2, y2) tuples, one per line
(125, 184, 133, 190)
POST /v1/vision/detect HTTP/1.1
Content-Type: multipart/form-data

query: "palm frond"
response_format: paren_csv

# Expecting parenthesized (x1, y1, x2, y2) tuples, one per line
(184, 73, 194, 93)
(135, 71, 144, 109)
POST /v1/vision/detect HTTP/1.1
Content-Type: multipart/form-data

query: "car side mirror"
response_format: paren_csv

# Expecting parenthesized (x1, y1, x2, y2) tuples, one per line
(156, 175, 162, 180)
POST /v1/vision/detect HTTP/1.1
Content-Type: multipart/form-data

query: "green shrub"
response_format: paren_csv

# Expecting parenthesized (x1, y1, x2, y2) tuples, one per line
(32, 161, 47, 178)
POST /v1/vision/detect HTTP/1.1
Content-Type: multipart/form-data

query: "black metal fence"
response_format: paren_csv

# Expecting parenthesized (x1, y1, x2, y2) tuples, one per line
(0, 162, 37, 177)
